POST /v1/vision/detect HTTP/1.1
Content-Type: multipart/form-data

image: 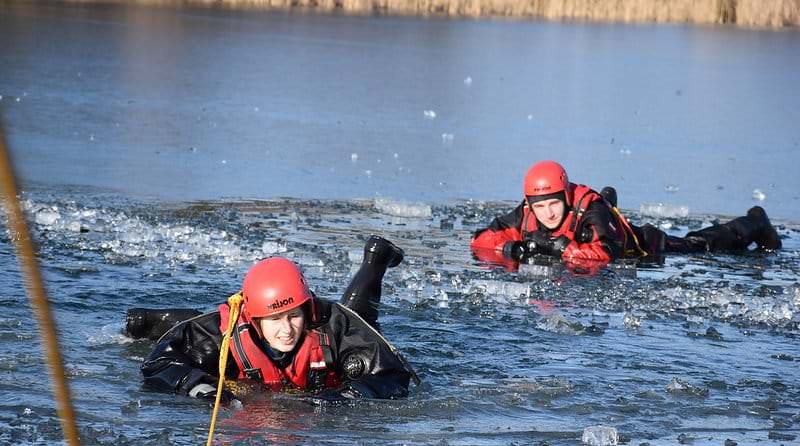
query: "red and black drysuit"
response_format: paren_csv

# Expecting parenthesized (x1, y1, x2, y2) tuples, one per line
(471, 184, 639, 266)
(137, 248, 416, 401)
(470, 183, 780, 268)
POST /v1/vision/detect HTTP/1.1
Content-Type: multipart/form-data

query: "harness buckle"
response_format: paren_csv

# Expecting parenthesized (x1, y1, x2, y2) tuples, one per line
(244, 368, 263, 382)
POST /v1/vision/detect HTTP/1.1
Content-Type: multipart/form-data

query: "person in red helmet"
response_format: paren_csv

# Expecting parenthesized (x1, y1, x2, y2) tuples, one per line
(135, 236, 418, 402)
(471, 160, 781, 266)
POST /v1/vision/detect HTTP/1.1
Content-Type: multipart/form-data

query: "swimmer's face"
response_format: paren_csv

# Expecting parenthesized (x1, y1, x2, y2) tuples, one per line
(255, 306, 305, 352)
(530, 198, 566, 230)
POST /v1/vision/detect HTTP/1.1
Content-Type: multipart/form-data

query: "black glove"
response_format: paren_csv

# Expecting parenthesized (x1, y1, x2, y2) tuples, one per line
(308, 381, 372, 405)
(188, 383, 236, 405)
(502, 241, 528, 261)
(502, 237, 549, 260)
(526, 232, 571, 257)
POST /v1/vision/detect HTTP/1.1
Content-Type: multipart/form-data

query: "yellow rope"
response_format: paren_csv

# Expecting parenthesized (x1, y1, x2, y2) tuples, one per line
(206, 292, 243, 446)
(610, 206, 649, 257)
(0, 125, 81, 444)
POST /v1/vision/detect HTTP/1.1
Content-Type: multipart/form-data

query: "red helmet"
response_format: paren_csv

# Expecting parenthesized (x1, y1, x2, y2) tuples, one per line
(523, 160, 571, 203)
(241, 257, 312, 320)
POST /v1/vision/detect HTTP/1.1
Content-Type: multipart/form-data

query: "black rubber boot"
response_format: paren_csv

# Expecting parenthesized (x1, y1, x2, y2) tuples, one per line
(600, 186, 618, 208)
(339, 236, 404, 330)
(363, 235, 404, 267)
(637, 223, 666, 254)
(745, 206, 781, 250)
(125, 308, 202, 340)
(684, 206, 781, 252)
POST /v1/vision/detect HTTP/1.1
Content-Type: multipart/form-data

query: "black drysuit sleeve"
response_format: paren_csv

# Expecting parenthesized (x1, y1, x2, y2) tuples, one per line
(317, 303, 412, 400)
(570, 200, 624, 261)
(140, 312, 239, 395)
(473, 200, 526, 239)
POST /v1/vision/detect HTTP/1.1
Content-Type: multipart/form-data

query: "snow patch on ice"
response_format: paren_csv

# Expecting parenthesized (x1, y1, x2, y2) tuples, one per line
(639, 203, 689, 218)
(374, 197, 432, 218)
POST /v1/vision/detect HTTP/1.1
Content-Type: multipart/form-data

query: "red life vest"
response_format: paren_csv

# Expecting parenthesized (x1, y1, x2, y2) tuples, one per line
(218, 303, 341, 392)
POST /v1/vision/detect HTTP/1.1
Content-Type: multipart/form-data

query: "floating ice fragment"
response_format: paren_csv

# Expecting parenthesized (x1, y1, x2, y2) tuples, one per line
(221, 160, 227, 164)
(423, 110, 437, 119)
(67, 221, 82, 232)
(470, 280, 530, 299)
(89, 134, 95, 141)
(15, 97, 20, 102)
(463, 76, 472, 86)
(581, 425, 618, 446)
(619, 148, 631, 155)
(752, 189, 766, 201)
(261, 241, 287, 255)
(536, 314, 585, 335)
(393, 152, 399, 159)
(88, 322, 134, 346)
(639, 203, 689, 218)
(527, 114, 533, 120)
(351, 153, 358, 162)
(254, 106, 260, 112)
(441, 133, 454, 142)
(518, 263, 555, 278)
(120, 400, 141, 416)
(622, 313, 641, 329)
(0, 95, 3, 100)
(35, 208, 60, 226)
(664, 184, 679, 193)
(364, 169, 372, 177)
(23, 408, 32, 416)
(436, 289, 449, 308)
(666, 377, 708, 397)
(374, 197, 432, 218)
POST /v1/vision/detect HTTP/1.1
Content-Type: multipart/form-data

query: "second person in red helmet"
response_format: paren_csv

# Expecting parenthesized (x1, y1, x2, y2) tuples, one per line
(137, 236, 418, 402)
(471, 160, 781, 266)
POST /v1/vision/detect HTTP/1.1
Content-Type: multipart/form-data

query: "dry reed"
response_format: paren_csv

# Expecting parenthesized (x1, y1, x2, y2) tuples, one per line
(48, 0, 800, 27)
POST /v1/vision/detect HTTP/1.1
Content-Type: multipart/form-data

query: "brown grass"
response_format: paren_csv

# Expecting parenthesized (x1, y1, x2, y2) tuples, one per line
(57, 0, 800, 27)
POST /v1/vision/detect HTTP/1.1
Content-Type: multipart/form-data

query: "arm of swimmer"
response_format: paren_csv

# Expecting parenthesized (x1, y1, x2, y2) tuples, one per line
(141, 312, 231, 396)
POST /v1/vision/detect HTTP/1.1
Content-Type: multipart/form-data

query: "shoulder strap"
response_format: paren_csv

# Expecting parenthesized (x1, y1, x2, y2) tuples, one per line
(231, 323, 263, 382)
(568, 190, 595, 233)
(317, 331, 336, 367)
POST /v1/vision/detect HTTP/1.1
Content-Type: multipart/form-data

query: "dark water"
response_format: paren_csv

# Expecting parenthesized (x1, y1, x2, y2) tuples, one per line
(1, 189, 799, 445)
(2, 2, 800, 217)
(2, 2, 800, 445)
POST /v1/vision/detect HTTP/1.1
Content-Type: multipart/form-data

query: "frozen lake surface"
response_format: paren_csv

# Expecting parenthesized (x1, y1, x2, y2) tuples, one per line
(1, 2, 799, 445)
(2, 1, 799, 217)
